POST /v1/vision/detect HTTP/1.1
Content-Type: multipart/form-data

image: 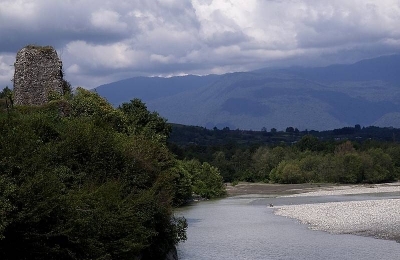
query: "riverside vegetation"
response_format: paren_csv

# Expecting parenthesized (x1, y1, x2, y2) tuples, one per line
(0, 87, 225, 260)
(169, 126, 400, 184)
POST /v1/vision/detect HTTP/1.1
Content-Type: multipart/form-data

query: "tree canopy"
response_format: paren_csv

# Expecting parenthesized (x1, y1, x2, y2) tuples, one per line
(0, 88, 225, 260)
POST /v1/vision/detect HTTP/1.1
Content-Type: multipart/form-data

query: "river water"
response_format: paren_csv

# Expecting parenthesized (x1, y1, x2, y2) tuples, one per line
(176, 196, 400, 260)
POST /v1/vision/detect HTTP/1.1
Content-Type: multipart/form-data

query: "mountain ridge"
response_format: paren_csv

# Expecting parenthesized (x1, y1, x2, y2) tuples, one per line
(95, 54, 400, 130)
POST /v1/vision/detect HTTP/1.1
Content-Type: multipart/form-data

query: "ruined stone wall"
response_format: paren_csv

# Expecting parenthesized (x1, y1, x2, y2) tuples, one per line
(13, 45, 64, 106)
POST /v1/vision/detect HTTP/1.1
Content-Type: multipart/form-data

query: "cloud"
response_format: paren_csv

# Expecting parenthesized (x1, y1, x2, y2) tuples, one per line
(66, 41, 140, 69)
(1, 0, 400, 89)
(290, 1, 400, 49)
(90, 9, 128, 33)
(0, 54, 14, 87)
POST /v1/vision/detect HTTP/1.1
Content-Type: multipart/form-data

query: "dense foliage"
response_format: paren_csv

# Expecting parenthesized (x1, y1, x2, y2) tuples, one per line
(169, 123, 400, 147)
(0, 87, 225, 260)
(171, 129, 400, 184)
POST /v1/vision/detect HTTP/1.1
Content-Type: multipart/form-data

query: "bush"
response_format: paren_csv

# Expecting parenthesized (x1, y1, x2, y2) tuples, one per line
(183, 160, 226, 199)
(0, 94, 186, 260)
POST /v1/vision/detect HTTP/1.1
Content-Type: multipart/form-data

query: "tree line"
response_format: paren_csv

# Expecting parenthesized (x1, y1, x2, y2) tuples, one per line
(171, 133, 400, 184)
(0, 87, 225, 260)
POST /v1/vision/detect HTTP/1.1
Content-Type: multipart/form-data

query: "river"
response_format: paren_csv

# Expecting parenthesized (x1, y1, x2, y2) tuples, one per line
(175, 195, 400, 260)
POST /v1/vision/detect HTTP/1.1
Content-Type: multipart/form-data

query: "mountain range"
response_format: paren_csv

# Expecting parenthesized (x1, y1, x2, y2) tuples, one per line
(95, 54, 400, 131)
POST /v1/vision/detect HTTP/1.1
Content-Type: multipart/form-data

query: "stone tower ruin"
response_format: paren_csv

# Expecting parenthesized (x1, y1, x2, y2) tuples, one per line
(13, 45, 64, 106)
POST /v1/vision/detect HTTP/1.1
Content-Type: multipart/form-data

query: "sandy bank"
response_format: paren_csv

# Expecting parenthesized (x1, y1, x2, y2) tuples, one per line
(226, 182, 400, 197)
(281, 182, 400, 197)
(226, 182, 335, 197)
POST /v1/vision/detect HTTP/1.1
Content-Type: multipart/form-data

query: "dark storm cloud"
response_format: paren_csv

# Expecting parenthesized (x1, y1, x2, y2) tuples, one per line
(1, 0, 400, 89)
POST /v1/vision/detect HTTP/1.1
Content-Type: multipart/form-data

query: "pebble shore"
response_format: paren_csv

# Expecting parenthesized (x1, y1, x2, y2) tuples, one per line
(275, 183, 400, 242)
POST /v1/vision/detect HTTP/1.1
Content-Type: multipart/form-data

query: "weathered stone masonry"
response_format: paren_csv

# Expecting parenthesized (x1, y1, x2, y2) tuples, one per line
(13, 45, 64, 106)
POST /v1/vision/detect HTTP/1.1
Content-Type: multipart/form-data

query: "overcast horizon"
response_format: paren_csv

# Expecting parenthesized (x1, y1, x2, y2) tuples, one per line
(1, 0, 400, 89)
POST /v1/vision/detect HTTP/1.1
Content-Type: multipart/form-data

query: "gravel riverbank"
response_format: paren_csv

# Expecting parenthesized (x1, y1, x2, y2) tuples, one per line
(274, 183, 400, 242)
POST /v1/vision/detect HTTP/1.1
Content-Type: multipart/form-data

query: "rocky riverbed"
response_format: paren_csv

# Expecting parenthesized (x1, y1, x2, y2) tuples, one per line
(274, 183, 400, 242)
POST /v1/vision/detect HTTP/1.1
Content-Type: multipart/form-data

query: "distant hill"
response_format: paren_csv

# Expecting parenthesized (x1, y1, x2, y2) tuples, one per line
(95, 74, 220, 106)
(95, 54, 400, 130)
(282, 54, 400, 83)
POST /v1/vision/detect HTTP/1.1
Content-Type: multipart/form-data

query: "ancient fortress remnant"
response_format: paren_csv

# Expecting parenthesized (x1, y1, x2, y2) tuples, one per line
(13, 45, 64, 105)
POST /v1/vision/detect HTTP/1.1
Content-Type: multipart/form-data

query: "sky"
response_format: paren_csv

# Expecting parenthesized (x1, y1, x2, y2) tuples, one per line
(1, 0, 400, 89)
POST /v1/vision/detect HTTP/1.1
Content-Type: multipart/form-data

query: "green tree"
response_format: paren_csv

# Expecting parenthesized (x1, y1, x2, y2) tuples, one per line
(0, 86, 13, 110)
(298, 153, 324, 182)
(386, 145, 400, 179)
(270, 160, 304, 184)
(285, 127, 295, 133)
(363, 149, 394, 183)
(167, 161, 192, 206)
(334, 141, 355, 155)
(183, 160, 226, 199)
(251, 147, 274, 182)
(230, 149, 252, 181)
(70, 87, 126, 132)
(296, 135, 324, 152)
(119, 98, 171, 140)
(317, 154, 341, 183)
(335, 153, 363, 183)
(212, 151, 233, 182)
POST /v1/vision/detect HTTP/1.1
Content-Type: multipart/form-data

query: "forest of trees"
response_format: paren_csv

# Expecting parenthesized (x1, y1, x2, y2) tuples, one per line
(0, 87, 225, 260)
(169, 127, 400, 184)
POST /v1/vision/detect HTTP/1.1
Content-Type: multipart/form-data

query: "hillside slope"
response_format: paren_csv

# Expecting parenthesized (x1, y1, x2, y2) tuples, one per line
(95, 55, 400, 130)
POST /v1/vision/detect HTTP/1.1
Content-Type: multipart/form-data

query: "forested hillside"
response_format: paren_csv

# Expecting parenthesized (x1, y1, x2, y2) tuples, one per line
(0, 87, 225, 260)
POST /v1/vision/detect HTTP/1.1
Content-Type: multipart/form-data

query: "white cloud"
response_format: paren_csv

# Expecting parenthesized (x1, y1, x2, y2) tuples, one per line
(0, 0, 37, 23)
(91, 9, 127, 32)
(66, 64, 80, 74)
(1, 0, 400, 89)
(65, 40, 143, 69)
(150, 54, 177, 64)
